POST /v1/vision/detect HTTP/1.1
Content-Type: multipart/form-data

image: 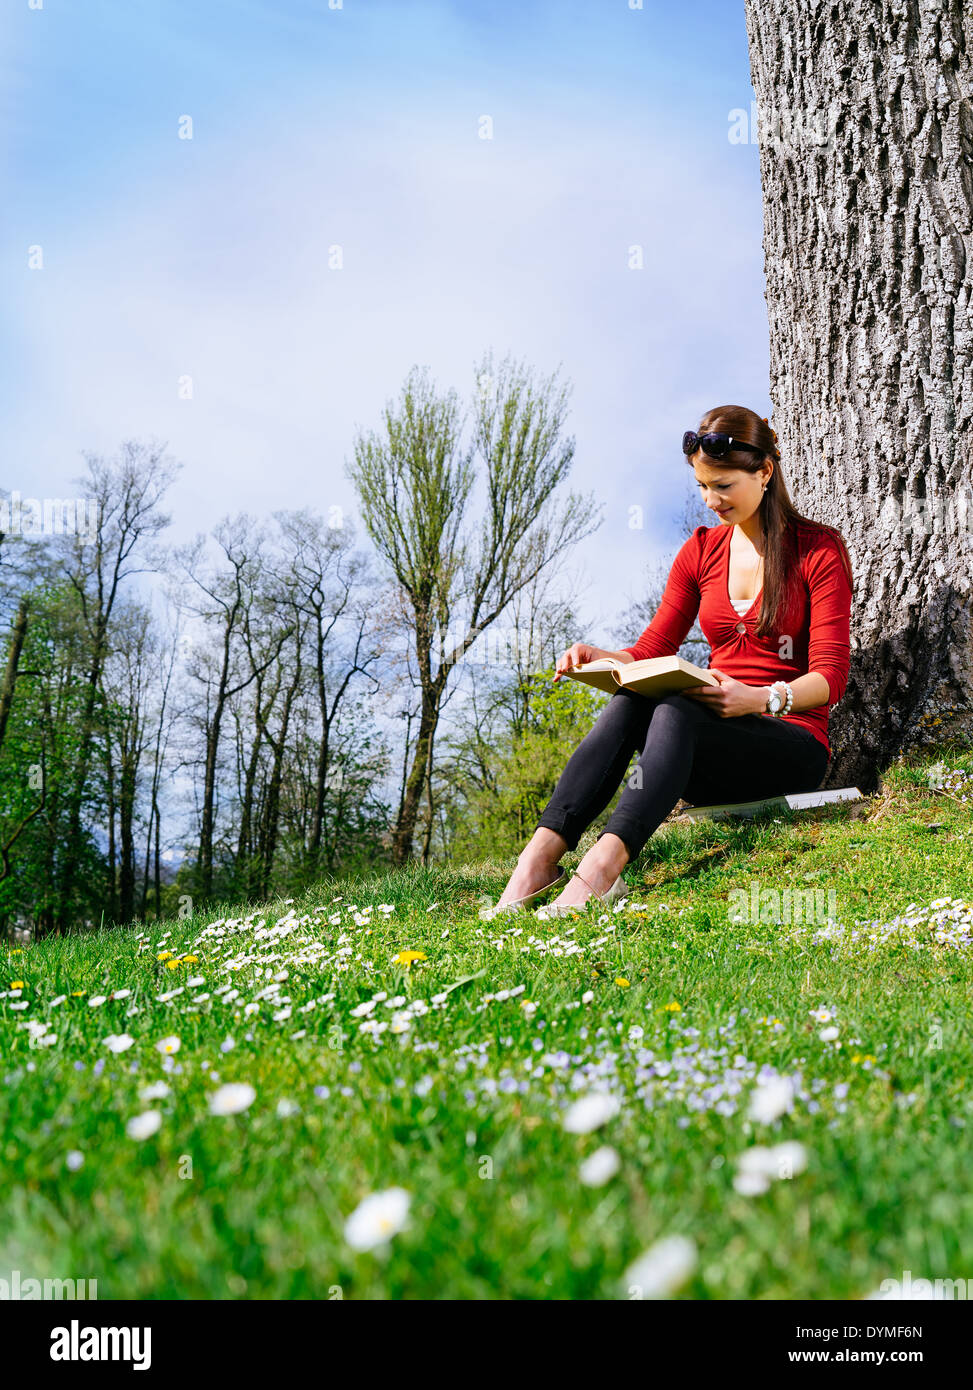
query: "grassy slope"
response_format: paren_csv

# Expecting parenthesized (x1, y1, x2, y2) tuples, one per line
(2, 751, 972, 1300)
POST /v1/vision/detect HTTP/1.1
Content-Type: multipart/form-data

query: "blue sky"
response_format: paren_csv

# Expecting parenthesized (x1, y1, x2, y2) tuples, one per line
(5, 0, 769, 640)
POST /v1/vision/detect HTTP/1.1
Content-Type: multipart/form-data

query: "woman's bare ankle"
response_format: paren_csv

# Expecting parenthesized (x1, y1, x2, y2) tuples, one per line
(550, 836, 629, 906)
(497, 841, 564, 905)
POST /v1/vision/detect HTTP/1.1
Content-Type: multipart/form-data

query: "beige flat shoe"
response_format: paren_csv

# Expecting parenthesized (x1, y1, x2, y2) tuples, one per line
(479, 865, 567, 921)
(536, 872, 629, 919)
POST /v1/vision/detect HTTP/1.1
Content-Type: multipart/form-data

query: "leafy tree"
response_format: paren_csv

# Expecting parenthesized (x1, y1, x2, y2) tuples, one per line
(348, 354, 601, 864)
(442, 673, 607, 863)
(0, 586, 104, 932)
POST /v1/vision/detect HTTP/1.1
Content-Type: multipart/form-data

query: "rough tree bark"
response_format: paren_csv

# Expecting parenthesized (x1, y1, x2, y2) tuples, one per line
(744, 0, 973, 788)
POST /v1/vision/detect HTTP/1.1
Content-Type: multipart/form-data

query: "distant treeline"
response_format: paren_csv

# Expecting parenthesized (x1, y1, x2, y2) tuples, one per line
(0, 357, 705, 935)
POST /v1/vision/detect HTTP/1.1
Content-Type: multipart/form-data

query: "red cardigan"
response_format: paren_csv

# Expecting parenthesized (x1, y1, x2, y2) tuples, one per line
(621, 521, 853, 755)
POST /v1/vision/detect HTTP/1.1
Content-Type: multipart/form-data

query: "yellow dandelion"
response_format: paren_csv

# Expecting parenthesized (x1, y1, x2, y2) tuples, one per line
(394, 950, 427, 968)
(157, 951, 174, 962)
(615, 976, 630, 988)
(663, 1001, 682, 1012)
(165, 959, 181, 970)
(9, 981, 24, 990)
(180, 954, 199, 964)
(70, 990, 86, 997)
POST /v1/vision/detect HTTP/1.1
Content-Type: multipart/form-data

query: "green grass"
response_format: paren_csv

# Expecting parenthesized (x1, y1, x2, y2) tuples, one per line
(2, 749, 973, 1300)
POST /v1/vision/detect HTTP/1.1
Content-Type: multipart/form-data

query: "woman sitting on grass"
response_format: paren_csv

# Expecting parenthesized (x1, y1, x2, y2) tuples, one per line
(490, 404, 853, 917)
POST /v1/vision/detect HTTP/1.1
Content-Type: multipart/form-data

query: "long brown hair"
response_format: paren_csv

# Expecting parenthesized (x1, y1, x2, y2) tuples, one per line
(686, 404, 853, 637)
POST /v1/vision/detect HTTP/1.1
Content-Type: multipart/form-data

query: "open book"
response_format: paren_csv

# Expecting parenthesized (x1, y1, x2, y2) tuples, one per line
(563, 654, 718, 697)
(680, 787, 863, 821)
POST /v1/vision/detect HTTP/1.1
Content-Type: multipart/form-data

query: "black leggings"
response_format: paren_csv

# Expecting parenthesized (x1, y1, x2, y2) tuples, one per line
(536, 688, 830, 861)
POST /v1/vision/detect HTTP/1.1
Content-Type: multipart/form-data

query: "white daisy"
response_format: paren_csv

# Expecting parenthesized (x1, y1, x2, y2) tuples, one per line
(344, 1188, 411, 1251)
(139, 1081, 171, 1102)
(579, 1146, 620, 1187)
(624, 1235, 697, 1299)
(747, 1075, 794, 1124)
(562, 1093, 621, 1134)
(733, 1170, 772, 1196)
(208, 1082, 256, 1116)
(126, 1110, 162, 1141)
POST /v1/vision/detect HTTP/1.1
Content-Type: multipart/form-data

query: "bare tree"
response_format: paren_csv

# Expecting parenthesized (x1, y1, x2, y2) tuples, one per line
(177, 517, 292, 901)
(101, 603, 157, 924)
(273, 509, 381, 879)
(140, 618, 179, 920)
(744, 1, 973, 786)
(56, 441, 177, 928)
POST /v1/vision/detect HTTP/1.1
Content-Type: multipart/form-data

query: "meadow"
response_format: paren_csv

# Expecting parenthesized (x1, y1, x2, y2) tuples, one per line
(2, 751, 972, 1300)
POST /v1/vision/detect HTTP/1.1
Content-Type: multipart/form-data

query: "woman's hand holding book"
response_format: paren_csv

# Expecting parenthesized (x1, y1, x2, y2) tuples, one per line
(553, 643, 633, 683)
(680, 669, 772, 718)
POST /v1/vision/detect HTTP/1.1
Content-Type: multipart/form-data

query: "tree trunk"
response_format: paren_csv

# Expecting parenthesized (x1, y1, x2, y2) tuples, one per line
(197, 607, 238, 900)
(393, 697, 439, 865)
(141, 653, 173, 920)
(257, 665, 301, 900)
(421, 725, 436, 864)
(58, 625, 108, 929)
(0, 596, 29, 757)
(396, 708, 416, 835)
(118, 748, 137, 925)
(307, 722, 329, 872)
(306, 621, 333, 877)
(744, 0, 973, 788)
(104, 731, 118, 923)
(154, 801, 162, 920)
(236, 696, 266, 893)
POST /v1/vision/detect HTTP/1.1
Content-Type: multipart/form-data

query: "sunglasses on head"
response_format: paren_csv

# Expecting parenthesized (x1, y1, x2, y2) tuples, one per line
(682, 431, 766, 461)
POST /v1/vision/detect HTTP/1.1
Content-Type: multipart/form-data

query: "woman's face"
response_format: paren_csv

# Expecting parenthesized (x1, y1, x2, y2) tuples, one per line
(692, 456, 772, 525)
